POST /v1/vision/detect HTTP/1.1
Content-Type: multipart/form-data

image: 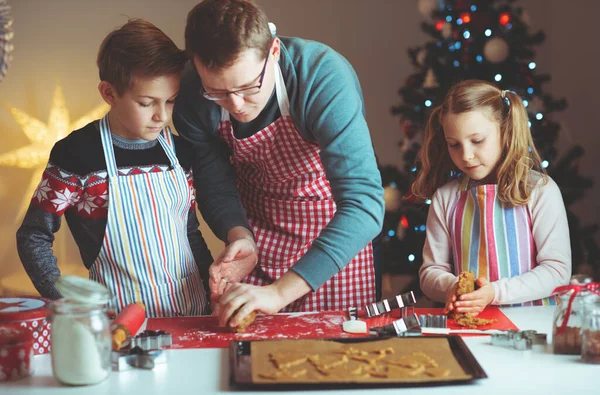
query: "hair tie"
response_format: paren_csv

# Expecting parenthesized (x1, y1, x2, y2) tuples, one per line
(501, 89, 517, 106)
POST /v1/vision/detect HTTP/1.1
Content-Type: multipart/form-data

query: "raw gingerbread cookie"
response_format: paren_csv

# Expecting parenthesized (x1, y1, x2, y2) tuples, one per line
(385, 351, 438, 368)
(425, 367, 451, 377)
(308, 354, 348, 370)
(230, 309, 257, 333)
(259, 367, 308, 380)
(387, 363, 426, 377)
(269, 352, 310, 369)
(315, 360, 366, 377)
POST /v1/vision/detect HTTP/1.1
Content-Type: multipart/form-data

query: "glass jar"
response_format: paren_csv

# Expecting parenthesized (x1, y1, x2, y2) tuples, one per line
(49, 276, 112, 385)
(582, 295, 600, 363)
(552, 275, 593, 355)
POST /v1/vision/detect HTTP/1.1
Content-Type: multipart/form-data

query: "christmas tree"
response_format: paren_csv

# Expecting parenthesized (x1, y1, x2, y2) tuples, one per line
(380, 0, 599, 285)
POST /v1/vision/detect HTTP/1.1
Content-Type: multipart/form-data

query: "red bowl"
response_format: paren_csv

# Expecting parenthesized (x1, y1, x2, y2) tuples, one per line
(0, 297, 51, 355)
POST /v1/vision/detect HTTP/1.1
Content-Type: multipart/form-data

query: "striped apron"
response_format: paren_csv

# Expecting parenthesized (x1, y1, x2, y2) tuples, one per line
(218, 61, 376, 312)
(89, 115, 207, 317)
(449, 176, 556, 306)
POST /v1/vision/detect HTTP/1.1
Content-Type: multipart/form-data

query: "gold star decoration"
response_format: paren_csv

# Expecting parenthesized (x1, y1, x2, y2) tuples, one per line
(0, 86, 109, 222)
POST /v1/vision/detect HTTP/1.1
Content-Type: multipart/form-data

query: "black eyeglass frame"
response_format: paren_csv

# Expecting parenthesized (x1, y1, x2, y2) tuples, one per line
(201, 55, 270, 101)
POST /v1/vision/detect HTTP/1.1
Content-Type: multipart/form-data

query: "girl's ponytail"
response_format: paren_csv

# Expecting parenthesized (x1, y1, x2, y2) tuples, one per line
(495, 90, 546, 206)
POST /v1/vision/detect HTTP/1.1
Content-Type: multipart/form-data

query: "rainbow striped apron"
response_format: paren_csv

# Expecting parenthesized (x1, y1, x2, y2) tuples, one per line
(449, 176, 555, 306)
(89, 115, 207, 317)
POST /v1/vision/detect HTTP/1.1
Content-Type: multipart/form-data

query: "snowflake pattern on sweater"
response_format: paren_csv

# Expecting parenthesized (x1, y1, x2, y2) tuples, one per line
(32, 162, 196, 218)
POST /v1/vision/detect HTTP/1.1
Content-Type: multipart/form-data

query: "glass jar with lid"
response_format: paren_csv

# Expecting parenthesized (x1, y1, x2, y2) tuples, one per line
(552, 275, 593, 355)
(582, 291, 600, 363)
(49, 276, 112, 385)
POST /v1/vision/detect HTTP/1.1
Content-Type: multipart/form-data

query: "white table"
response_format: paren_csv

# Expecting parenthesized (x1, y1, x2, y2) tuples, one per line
(4, 306, 597, 394)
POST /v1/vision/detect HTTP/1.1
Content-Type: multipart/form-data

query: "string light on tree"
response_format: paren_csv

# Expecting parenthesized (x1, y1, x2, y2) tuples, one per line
(499, 12, 511, 26)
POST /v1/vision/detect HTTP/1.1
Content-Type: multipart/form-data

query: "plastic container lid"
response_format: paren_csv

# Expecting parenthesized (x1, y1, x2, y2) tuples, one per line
(0, 297, 49, 322)
(55, 276, 112, 305)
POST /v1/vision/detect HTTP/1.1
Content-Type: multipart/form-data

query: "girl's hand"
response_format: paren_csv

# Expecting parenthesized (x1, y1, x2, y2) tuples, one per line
(216, 282, 285, 328)
(208, 238, 258, 300)
(454, 278, 495, 314)
(443, 281, 458, 314)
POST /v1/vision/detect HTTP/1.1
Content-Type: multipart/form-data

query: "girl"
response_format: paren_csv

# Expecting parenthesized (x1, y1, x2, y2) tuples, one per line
(414, 80, 571, 314)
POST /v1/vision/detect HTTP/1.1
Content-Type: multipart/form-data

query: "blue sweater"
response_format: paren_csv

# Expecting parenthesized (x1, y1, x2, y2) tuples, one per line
(173, 36, 384, 290)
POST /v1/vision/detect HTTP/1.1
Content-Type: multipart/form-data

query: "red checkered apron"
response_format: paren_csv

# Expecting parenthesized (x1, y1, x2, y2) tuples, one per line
(218, 61, 375, 312)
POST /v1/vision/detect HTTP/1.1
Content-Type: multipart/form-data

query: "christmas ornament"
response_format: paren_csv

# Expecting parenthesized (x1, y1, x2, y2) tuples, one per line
(499, 12, 511, 26)
(484, 37, 510, 63)
(383, 185, 402, 212)
(441, 22, 453, 39)
(418, 0, 443, 18)
(423, 68, 439, 89)
(416, 48, 428, 66)
(0, 87, 109, 221)
(0, 0, 13, 82)
(528, 96, 544, 113)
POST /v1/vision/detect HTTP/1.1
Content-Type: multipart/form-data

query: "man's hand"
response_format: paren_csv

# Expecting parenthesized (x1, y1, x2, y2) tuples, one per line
(216, 282, 285, 327)
(208, 227, 258, 300)
(454, 278, 495, 314)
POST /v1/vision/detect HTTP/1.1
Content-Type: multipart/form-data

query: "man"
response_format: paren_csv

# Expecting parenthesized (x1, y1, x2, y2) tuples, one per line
(174, 0, 384, 327)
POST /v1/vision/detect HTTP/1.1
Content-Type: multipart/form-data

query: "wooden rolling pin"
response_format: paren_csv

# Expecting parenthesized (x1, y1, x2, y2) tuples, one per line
(111, 302, 146, 350)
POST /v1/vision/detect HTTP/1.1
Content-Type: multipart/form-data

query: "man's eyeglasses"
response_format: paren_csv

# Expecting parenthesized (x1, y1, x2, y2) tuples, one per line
(201, 55, 269, 101)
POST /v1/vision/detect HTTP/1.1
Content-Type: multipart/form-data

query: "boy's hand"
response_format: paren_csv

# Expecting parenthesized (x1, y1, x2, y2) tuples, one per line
(454, 278, 495, 314)
(209, 228, 258, 300)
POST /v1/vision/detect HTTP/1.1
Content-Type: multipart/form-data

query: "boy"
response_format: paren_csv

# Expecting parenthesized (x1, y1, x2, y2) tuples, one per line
(16, 19, 210, 317)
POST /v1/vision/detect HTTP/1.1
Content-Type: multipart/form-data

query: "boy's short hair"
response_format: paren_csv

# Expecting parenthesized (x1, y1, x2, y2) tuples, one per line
(97, 19, 187, 95)
(185, 0, 272, 69)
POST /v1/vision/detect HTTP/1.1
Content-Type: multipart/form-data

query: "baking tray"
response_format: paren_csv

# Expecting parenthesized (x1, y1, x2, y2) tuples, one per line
(229, 336, 487, 390)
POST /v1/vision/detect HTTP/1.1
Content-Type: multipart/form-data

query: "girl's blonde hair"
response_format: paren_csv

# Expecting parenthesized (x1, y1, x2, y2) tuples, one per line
(412, 79, 546, 207)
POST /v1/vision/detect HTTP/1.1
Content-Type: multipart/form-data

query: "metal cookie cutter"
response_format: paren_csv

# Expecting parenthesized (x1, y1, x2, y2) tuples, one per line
(131, 329, 172, 350)
(348, 291, 417, 320)
(111, 330, 172, 371)
(111, 346, 167, 371)
(369, 313, 421, 337)
(491, 330, 547, 350)
(419, 314, 448, 329)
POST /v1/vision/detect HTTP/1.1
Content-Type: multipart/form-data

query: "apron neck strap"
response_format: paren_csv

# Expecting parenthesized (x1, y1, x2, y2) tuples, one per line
(99, 114, 179, 176)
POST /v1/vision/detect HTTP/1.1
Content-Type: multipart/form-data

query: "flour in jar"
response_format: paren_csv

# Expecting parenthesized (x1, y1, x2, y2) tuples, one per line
(51, 314, 110, 385)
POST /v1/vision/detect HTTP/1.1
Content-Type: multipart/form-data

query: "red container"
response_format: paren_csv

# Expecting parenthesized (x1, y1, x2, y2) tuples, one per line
(0, 297, 51, 355)
(0, 324, 34, 381)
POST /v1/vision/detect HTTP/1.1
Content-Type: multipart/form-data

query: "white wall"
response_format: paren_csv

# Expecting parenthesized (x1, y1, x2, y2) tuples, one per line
(0, 0, 597, 289)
